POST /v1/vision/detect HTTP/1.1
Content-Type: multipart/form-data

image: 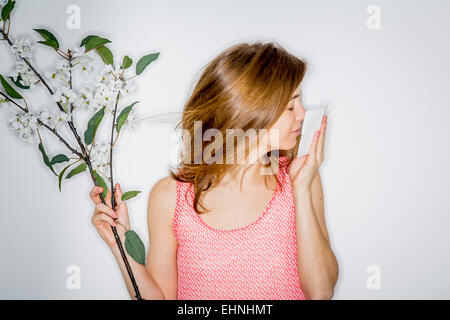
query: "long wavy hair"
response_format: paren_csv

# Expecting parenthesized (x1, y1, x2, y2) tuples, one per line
(169, 41, 307, 214)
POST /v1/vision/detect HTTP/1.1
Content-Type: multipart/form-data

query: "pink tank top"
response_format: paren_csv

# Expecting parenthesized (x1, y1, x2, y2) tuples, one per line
(172, 156, 305, 300)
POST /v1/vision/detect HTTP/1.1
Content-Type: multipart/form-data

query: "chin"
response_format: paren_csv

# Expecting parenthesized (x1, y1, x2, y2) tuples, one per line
(279, 140, 297, 151)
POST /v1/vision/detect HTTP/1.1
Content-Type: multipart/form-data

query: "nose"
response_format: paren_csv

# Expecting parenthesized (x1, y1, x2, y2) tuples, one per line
(295, 102, 306, 121)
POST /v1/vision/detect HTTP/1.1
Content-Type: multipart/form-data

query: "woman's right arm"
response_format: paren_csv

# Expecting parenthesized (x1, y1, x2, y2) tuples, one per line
(91, 177, 178, 300)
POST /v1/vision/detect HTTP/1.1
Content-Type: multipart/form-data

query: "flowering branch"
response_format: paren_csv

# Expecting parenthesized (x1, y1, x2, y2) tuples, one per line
(0, 0, 160, 300)
(0, 91, 83, 157)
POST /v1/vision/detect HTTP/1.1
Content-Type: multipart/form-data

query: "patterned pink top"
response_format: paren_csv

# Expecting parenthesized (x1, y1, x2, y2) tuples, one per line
(172, 156, 305, 300)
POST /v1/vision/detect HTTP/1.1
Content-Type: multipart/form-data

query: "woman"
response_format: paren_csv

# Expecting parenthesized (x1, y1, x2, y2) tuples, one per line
(89, 41, 338, 300)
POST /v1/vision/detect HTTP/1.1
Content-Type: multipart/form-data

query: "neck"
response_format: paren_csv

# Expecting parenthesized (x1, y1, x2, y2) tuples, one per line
(218, 157, 279, 192)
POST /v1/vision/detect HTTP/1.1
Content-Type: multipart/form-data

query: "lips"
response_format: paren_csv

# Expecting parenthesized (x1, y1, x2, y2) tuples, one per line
(291, 127, 301, 133)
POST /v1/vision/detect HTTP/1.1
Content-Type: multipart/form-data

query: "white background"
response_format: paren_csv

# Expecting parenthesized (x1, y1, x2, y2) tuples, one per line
(0, 0, 449, 299)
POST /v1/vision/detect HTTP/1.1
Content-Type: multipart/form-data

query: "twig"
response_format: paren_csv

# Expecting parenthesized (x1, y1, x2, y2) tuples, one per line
(111, 129, 120, 148)
(110, 91, 121, 209)
(0, 92, 26, 112)
(88, 134, 96, 158)
(56, 50, 69, 60)
(68, 50, 74, 123)
(22, 97, 29, 112)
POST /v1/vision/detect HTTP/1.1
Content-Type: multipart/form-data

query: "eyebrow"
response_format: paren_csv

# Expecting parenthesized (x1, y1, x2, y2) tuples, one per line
(290, 89, 302, 100)
(290, 94, 300, 100)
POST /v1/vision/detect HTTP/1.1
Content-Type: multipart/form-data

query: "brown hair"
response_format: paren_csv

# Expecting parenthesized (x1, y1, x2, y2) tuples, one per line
(169, 41, 307, 214)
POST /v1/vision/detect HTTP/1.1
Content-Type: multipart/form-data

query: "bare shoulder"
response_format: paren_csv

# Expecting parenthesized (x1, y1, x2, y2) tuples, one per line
(150, 176, 177, 198)
(147, 176, 178, 224)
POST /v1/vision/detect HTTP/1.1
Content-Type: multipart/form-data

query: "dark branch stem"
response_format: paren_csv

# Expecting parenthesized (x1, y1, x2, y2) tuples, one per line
(0, 92, 26, 112)
(68, 50, 74, 123)
(37, 120, 85, 158)
(108, 90, 142, 299)
(110, 91, 120, 211)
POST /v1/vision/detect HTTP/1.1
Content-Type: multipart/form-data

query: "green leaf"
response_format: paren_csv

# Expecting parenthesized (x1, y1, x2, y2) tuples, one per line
(58, 162, 79, 191)
(38, 142, 57, 176)
(33, 29, 59, 50)
(116, 101, 139, 133)
(0, 74, 22, 99)
(136, 52, 159, 75)
(1, 0, 15, 21)
(80, 35, 97, 47)
(122, 55, 132, 69)
(125, 230, 146, 265)
(84, 106, 105, 145)
(121, 190, 141, 201)
(65, 162, 87, 179)
(96, 46, 114, 66)
(37, 39, 59, 50)
(50, 154, 69, 165)
(8, 75, 30, 90)
(84, 36, 111, 52)
(92, 170, 108, 199)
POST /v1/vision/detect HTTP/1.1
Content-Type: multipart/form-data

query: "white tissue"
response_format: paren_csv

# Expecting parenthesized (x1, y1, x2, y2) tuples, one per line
(297, 108, 325, 158)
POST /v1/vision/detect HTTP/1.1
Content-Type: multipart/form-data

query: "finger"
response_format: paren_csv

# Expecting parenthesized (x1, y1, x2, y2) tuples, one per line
(114, 183, 122, 207)
(92, 213, 117, 227)
(291, 155, 307, 173)
(316, 117, 327, 162)
(308, 130, 320, 159)
(89, 186, 103, 205)
(105, 188, 112, 208)
(94, 203, 118, 219)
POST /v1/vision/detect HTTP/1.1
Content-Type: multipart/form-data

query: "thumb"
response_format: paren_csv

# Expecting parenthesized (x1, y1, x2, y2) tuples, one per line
(294, 154, 307, 167)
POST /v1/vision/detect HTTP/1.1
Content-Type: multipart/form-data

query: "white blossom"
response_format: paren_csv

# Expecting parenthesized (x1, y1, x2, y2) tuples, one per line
(53, 87, 79, 112)
(71, 46, 85, 59)
(37, 110, 57, 128)
(105, 63, 123, 75)
(45, 59, 70, 85)
(93, 84, 115, 110)
(7, 111, 39, 143)
(77, 85, 95, 111)
(7, 55, 39, 88)
(90, 142, 115, 177)
(53, 109, 72, 125)
(88, 64, 137, 113)
(71, 49, 97, 73)
(8, 67, 38, 88)
(37, 109, 71, 129)
(116, 79, 135, 96)
(0, 0, 8, 7)
(11, 38, 33, 59)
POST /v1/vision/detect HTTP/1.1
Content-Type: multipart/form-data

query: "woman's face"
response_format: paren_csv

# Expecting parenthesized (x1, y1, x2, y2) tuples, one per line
(266, 86, 305, 151)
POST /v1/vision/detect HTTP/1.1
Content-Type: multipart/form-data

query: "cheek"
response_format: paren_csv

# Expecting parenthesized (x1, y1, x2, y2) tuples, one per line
(277, 114, 294, 135)
(268, 121, 291, 146)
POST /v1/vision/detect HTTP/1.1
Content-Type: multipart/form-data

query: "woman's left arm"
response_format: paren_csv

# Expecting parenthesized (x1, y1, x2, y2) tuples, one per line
(310, 172, 330, 244)
(293, 173, 338, 300)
